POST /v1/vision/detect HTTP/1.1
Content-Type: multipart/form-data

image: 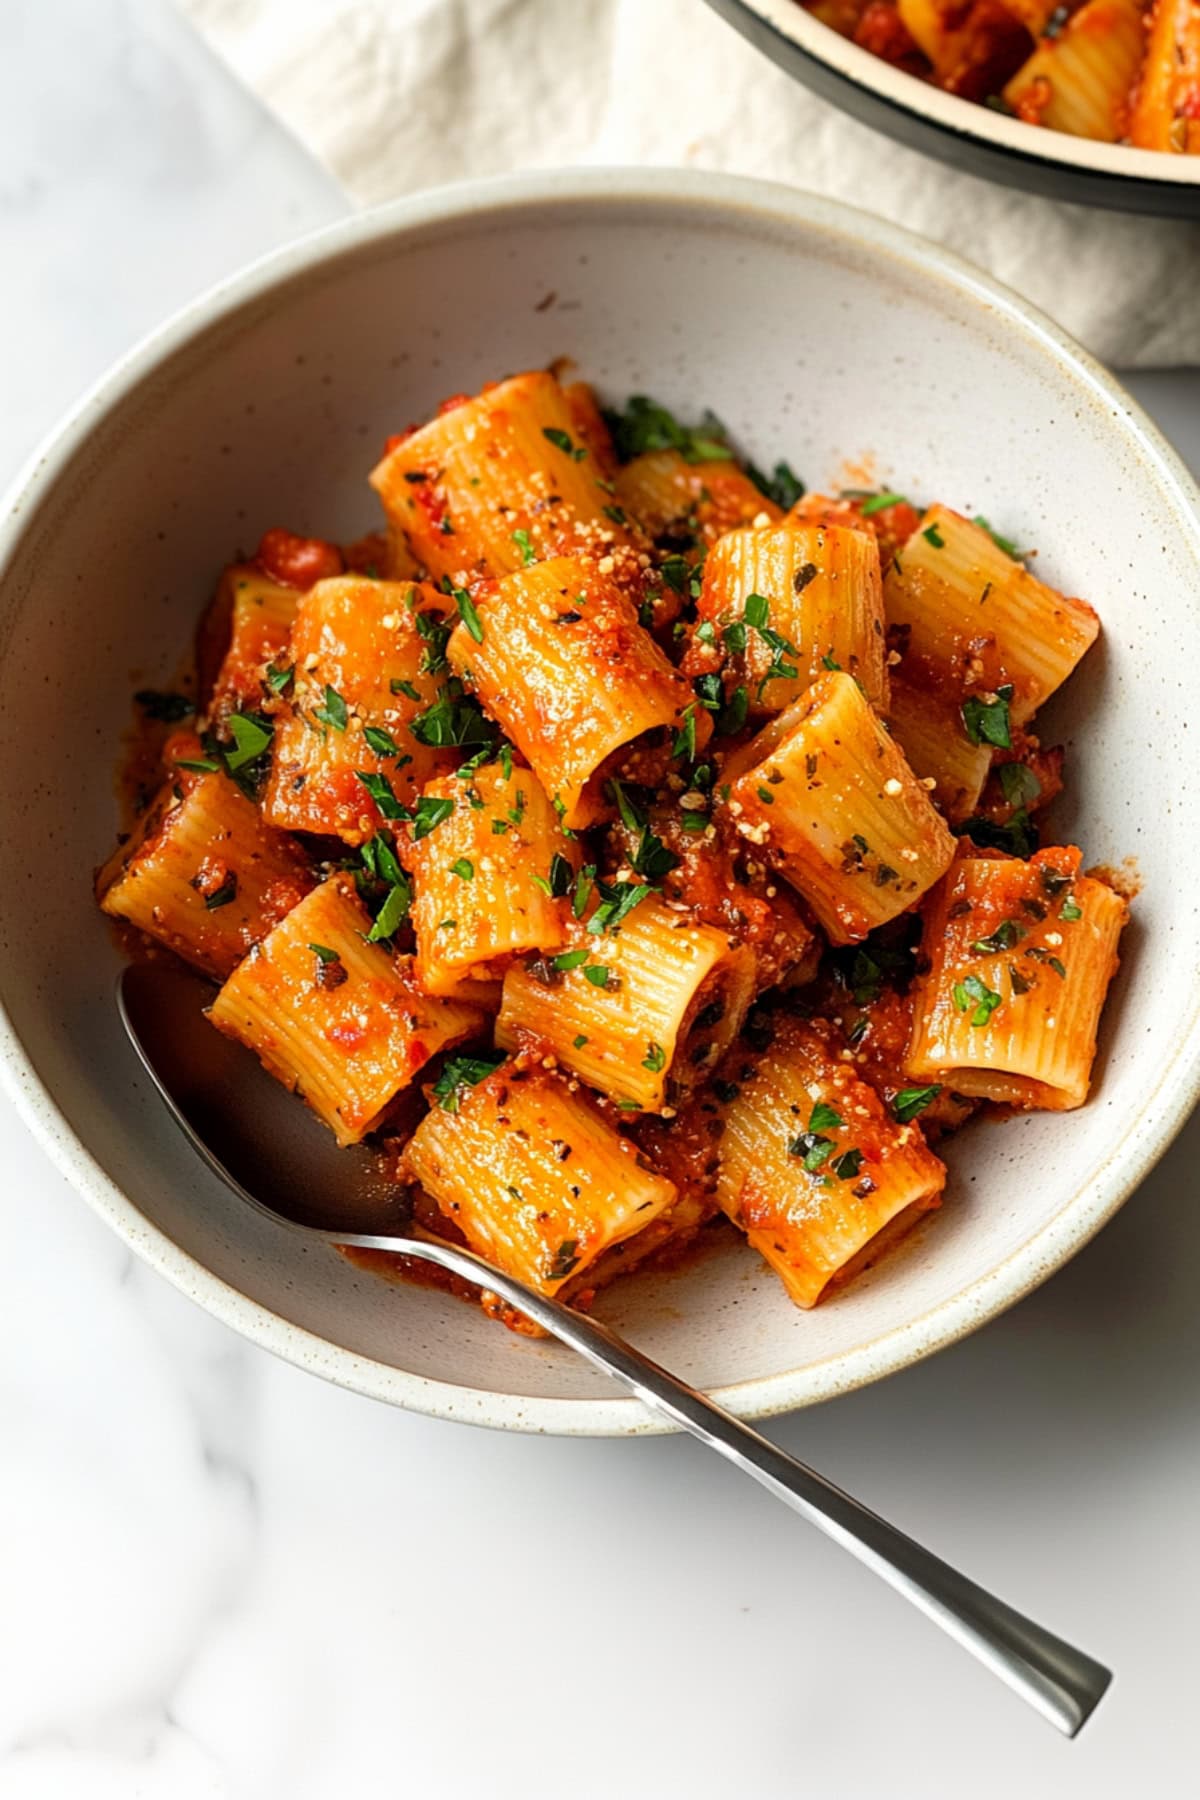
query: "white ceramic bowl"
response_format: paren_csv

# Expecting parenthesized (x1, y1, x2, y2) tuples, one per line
(1, 169, 1198, 1434)
(707, 0, 1200, 217)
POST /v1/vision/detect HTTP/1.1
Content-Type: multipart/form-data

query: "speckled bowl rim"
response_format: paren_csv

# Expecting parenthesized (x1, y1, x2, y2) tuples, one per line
(1, 168, 1198, 1436)
(711, 0, 1200, 191)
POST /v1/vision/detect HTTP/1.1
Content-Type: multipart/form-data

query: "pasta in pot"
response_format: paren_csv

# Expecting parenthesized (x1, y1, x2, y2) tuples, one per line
(797, 0, 1200, 154)
(100, 370, 1128, 1328)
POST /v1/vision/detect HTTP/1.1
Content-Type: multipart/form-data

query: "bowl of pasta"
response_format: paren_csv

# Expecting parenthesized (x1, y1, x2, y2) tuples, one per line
(705, 0, 1200, 214)
(1, 168, 1198, 1433)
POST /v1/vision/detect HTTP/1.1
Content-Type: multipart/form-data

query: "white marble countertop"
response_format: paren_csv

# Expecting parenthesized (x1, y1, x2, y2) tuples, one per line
(3, 3, 1198, 1794)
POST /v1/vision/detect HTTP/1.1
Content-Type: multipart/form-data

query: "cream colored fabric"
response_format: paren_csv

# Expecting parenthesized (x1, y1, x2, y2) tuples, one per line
(179, 0, 1199, 366)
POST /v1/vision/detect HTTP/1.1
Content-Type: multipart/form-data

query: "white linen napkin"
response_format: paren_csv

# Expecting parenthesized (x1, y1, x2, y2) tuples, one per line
(179, 0, 1198, 368)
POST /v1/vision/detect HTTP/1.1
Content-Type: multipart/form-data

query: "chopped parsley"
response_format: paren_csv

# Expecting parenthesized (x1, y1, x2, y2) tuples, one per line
(584, 963, 614, 988)
(224, 712, 274, 772)
(531, 852, 574, 899)
(543, 425, 586, 460)
(830, 1148, 864, 1183)
(356, 770, 407, 821)
(552, 947, 590, 973)
(1061, 897, 1083, 922)
(922, 523, 945, 548)
(971, 919, 1026, 954)
(998, 762, 1041, 809)
(672, 705, 698, 762)
(603, 395, 730, 465)
(511, 529, 536, 568)
(308, 943, 340, 964)
(642, 1042, 667, 1073)
(416, 609, 452, 675)
(859, 491, 907, 517)
(953, 972, 1003, 1027)
(717, 684, 749, 736)
(892, 1084, 942, 1123)
(961, 683, 1013, 750)
(367, 874, 412, 942)
(747, 460, 804, 510)
(412, 795, 456, 841)
(266, 663, 295, 696)
(390, 677, 422, 701)
(433, 1052, 504, 1112)
(363, 725, 406, 759)
(452, 585, 485, 642)
(314, 685, 349, 732)
(451, 857, 474, 881)
(203, 879, 237, 911)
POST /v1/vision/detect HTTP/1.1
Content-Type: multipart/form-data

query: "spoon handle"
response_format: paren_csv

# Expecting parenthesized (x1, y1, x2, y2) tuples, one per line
(381, 1232, 1111, 1736)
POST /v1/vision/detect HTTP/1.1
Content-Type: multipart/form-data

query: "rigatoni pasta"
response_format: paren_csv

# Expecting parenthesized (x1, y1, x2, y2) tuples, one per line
(496, 891, 756, 1112)
(684, 523, 888, 715)
(261, 574, 453, 845)
(369, 371, 638, 584)
(209, 874, 487, 1144)
(715, 1016, 947, 1308)
(403, 1059, 677, 1295)
(98, 759, 313, 979)
(905, 847, 1127, 1108)
(884, 505, 1099, 728)
(446, 554, 706, 829)
(102, 370, 1129, 1329)
(727, 671, 956, 944)
(802, 0, 1197, 154)
(406, 759, 579, 997)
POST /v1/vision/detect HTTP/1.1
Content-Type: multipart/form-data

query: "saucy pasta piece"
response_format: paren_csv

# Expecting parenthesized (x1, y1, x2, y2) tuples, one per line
(683, 523, 888, 715)
(446, 555, 706, 829)
(905, 846, 1127, 1110)
(728, 671, 956, 944)
(98, 761, 313, 980)
(1003, 0, 1147, 138)
(406, 760, 579, 997)
(716, 1015, 947, 1308)
(613, 449, 780, 545)
(884, 505, 1099, 726)
(403, 1058, 677, 1295)
(261, 575, 453, 845)
(496, 892, 756, 1113)
(370, 371, 636, 583)
(1129, 0, 1200, 151)
(209, 873, 487, 1144)
(204, 564, 300, 728)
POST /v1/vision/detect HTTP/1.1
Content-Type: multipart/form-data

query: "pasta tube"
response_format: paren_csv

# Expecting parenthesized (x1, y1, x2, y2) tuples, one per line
(1004, 0, 1146, 139)
(446, 555, 706, 829)
(403, 1059, 677, 1295)
(209, 873, 487, 1145)
(204, 564, 299, 728)
(905, 847, 1127, 1110)
(407, 761, 579, 996)
(613, 449, 779, 545)
(369, 371, 636, 583)
(685, 522, 888, 714)
(496, 892, 756, 1113)
(98, 764, 313, 980)
(727, 671, 955, 944)
(716, 1016, 946, 1308)
(884, 505, 1099, 726)
(1130, 0, 1200, 152)
(261, 575, 454, 845)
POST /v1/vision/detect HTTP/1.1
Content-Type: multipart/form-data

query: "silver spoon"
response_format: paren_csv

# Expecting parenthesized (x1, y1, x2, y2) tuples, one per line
(118, 960, 1111, 1736)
